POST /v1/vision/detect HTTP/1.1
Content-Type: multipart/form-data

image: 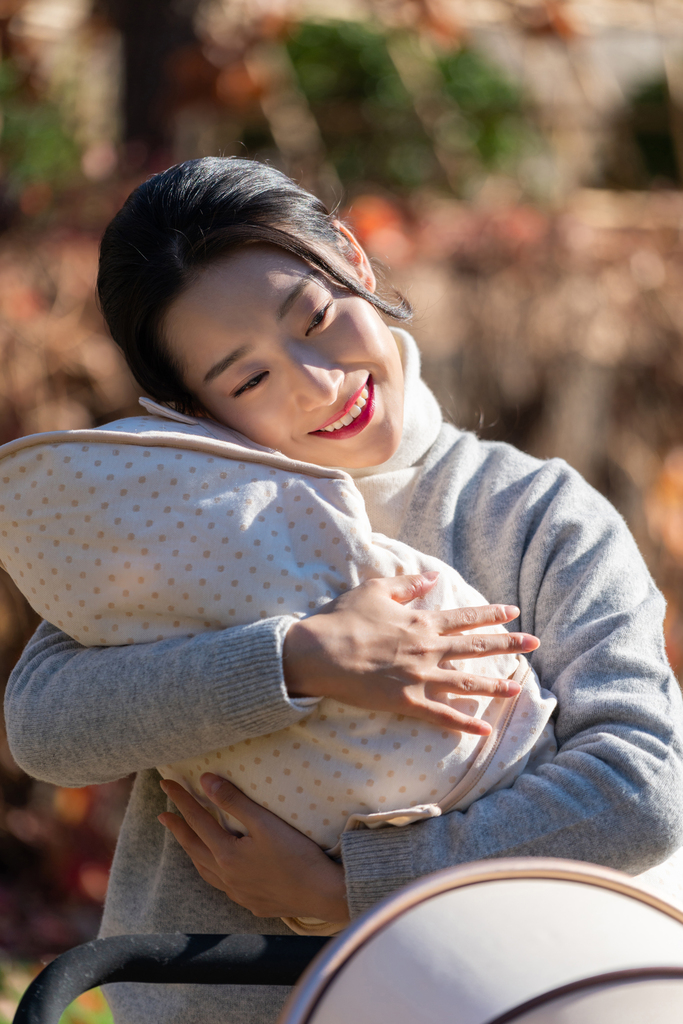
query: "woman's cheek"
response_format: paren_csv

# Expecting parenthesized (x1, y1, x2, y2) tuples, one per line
(248, 406, 288, 449)
(380, 381, 404, 436)
(201, 388, 235, 427)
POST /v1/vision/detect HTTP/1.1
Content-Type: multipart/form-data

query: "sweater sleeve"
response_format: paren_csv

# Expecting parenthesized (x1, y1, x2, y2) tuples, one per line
(4, 616, 309, 787)
(341, 442, 683, 917)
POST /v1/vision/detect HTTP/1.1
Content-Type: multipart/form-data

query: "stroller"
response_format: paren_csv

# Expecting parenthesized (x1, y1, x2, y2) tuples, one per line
(14, 857, 683, 1024)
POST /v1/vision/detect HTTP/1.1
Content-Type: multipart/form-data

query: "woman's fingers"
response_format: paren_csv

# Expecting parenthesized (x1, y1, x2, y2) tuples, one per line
(383, 571, 440, 604)
(426, 673, 520, 699)
(158, 809, 209, 858)
(393, 700, 501, 734)
(160, 779, 244, 852)
(440, 630, 539, 660)
(381, 667, 522, 733)
(412, 700, 493, 734)
(198, 774, 270, 837)
(158, 809, 219, 874)
(159, 806, 247, 899)
(436, 603, 521, 635)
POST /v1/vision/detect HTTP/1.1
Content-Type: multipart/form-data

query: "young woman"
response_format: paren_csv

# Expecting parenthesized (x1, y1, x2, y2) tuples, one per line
(6, 158, 683, 1024)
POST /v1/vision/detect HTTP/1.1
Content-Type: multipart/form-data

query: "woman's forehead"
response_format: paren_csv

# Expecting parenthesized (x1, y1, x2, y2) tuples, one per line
(164, 247, 329, 357)
(198, 245, 327, 299)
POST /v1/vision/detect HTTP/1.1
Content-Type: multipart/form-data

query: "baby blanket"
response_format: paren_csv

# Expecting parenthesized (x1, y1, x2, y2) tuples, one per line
(0, 408, 556, 930)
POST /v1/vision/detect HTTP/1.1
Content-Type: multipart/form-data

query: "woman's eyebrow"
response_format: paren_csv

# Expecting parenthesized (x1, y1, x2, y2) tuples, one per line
(203, 277, 315, 384)
(277, 276, 314, 320)
(203, 344, 251, 385)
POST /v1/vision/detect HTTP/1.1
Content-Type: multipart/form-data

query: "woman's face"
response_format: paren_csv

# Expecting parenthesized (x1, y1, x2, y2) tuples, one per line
(163, 241, 405, 468)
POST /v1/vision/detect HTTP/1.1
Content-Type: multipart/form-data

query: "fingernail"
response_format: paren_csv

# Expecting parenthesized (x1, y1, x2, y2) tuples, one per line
(201, 773, 222, 795)
(503, 605, 519, 618)
(159, 780, 169, 794)
(157, 814, 168, 827)
(422, 570, 439, 581)
(506, 681, 521, 694)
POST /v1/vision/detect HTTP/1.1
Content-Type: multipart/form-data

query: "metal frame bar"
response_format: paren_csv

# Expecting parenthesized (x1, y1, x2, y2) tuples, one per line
(12, 933, 328, 1024)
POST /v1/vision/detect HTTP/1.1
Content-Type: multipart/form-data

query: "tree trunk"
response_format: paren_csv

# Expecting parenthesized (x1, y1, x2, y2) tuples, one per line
(95, 0, 201, 162)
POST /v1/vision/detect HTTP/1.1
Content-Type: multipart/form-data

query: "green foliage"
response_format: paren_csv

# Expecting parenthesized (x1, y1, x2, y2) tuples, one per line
(58, 989, 114, 1024)
(287, 20, 410, 108)
(287, 20, 435, 189)
(287, 20, 536, 192)
(0, 59, 80, 194)
(436, 48, 530, 168)
(0, 962, 113, 1024)
(631, 77, 669, 107)
(628, 75, 680, 185)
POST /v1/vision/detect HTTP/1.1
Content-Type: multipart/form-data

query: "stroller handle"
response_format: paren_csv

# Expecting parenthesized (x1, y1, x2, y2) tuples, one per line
(13, 933, 328, 1024)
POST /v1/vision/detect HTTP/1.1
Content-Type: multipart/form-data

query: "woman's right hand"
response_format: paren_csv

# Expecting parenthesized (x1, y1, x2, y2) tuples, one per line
(282, 572, 539, 735)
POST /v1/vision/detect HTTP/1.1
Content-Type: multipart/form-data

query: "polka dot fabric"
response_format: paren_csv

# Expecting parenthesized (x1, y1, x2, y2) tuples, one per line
(0, 421, 371, 643)
(0, 415, 556, 897)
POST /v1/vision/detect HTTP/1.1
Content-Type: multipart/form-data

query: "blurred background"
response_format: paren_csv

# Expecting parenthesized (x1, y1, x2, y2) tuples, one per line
(1, 0, 683, 1018)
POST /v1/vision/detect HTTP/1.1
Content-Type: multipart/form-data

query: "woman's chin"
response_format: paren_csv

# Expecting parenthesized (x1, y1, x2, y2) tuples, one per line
(307, 434, 402, 469)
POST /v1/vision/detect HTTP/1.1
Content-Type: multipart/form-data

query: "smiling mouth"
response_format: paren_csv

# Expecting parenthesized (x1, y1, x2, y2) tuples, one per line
(309, 377, 375, 440)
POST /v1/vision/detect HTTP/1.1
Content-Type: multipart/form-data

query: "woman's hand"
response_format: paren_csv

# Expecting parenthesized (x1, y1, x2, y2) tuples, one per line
(158, 775, 349, 924)
(283, 572, 539, 735)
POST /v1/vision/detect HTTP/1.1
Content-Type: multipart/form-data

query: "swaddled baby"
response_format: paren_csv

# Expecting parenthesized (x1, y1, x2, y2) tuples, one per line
(0, 403, 556, 931)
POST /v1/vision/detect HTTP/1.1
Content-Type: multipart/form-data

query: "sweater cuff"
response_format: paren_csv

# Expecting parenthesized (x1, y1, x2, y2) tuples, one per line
(340, 826, 416, 919)
(213, 615, 310, 738)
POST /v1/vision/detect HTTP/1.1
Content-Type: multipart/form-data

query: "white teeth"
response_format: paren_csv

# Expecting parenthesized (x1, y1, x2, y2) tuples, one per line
(320, 386, 369, 432)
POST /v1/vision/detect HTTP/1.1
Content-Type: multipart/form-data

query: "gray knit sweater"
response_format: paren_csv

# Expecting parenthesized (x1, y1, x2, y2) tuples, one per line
(6, 339, 683, 1023)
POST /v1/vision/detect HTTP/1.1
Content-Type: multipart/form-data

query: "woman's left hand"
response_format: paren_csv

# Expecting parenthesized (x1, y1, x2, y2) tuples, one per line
(158, 774, 350, 923)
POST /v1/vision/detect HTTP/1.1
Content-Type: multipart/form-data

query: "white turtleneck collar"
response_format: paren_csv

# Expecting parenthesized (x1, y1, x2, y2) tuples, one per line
(338, 329, 443, 538)
(342, 327, 443, 480)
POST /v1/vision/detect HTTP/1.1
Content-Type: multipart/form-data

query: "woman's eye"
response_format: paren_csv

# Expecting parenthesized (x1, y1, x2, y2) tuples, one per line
(306, 302, 331, 335)
(234, 371, 267, 397)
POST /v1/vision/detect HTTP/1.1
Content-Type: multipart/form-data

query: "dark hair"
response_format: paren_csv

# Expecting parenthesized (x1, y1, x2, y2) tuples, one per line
(97, 157, 411, 414)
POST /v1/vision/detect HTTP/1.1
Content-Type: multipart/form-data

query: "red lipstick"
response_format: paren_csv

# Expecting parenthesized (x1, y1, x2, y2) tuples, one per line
(310, 376, 375, 440)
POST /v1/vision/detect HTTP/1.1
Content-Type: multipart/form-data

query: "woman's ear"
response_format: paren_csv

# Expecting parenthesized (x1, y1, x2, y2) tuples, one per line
(332, 220, 377, 293)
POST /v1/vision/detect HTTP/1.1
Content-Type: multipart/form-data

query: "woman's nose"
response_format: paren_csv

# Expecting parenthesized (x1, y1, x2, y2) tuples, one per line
(291, 361, 345, 411)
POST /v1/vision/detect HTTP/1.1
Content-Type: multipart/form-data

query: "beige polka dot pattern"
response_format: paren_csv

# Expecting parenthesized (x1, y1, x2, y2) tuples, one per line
(0, 414, 557, 853)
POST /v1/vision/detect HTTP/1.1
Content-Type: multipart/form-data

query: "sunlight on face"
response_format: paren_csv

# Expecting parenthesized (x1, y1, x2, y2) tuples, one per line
(163, 245, 405, 468)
